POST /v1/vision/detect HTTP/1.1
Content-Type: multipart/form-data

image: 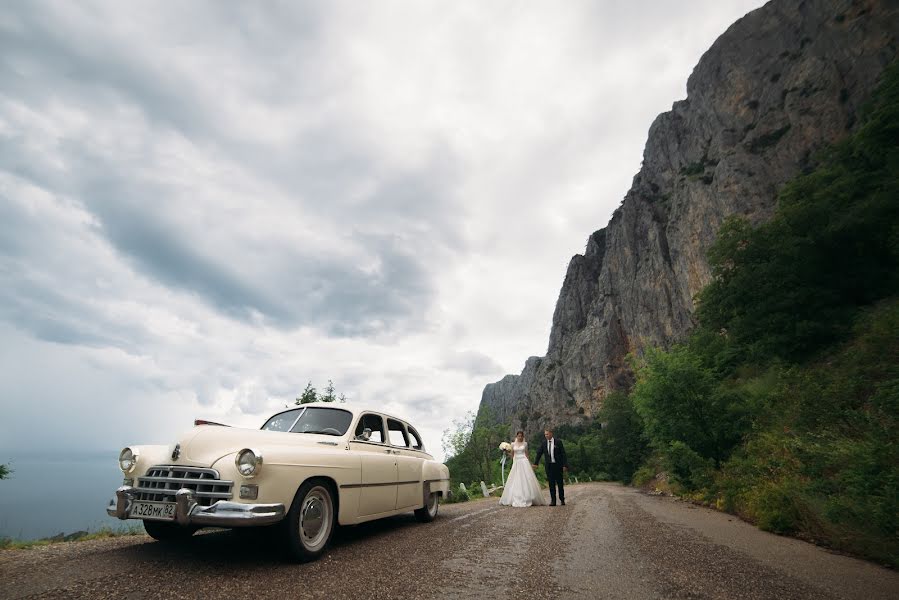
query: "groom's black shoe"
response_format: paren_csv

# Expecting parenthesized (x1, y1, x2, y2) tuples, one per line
(549, 502, 556, 506)
(561, 500, 566, 506)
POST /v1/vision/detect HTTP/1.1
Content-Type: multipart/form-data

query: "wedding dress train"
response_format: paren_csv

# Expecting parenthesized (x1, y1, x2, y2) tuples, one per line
(499, 441, 546, 507)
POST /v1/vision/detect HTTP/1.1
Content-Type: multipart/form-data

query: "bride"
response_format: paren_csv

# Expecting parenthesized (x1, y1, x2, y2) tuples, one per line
(499, 431, 546, 507)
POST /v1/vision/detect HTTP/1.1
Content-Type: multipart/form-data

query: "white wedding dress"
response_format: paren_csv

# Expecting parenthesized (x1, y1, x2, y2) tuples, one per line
(499, 441, 546, 507)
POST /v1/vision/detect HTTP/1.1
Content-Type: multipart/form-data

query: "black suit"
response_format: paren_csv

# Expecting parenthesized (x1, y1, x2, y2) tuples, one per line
(534, 437, 567, 504)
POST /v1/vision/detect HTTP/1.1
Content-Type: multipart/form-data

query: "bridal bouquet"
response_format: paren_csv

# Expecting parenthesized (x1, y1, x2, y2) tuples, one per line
(499, 442, 512, 452)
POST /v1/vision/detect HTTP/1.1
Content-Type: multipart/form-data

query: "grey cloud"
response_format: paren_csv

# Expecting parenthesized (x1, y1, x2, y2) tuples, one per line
(82, 180, 441, 336)
(1, 144, 448, 338)
(404, 395, 451, 417)
(0, 192, 140, 351)
(80, 183, 293, 325)
(441, 350, 504, 377)
(0, 1, 470, 339)
(2, 154, 430, 338)
(0, 271, 144, 354)
(0, 11, 210, 141)
(0, 2, 330, 145)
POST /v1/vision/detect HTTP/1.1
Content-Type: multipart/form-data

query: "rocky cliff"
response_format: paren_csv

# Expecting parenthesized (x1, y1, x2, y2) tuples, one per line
(479, 0, 899, 437)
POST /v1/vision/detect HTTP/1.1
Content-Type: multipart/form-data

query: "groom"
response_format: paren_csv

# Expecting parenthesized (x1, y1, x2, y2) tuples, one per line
(533, 427, 568, 506)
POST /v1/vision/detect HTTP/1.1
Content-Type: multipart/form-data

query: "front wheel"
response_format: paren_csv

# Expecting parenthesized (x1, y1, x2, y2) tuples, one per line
(143, 520, 197, 541)
(282, 480, 336, 562)
(414, 492, 439, 523)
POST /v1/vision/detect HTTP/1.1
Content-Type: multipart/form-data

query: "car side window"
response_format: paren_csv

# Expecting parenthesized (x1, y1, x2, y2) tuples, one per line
(354, 413, 385, 443)
(406, 425, 424, 451)
(387, 418, 409, 447)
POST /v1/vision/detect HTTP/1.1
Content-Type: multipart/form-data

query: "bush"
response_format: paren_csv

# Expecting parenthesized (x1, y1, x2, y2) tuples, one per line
(595, 391, 650, 481)
(446, 488, 470, 504)
(623, 62, 899, 566)
(631, 465, 657, 487)
(711, 302, 899, 565)
(631, 346, 750, 466)
(695, 62, 899, 365)
(662, 441, 715, 492)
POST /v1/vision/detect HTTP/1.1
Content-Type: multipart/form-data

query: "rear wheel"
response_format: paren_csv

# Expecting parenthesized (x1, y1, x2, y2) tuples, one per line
(414, 492, 439, 523)
(282, 479, 336, 562)
(143, 520, 197, 541)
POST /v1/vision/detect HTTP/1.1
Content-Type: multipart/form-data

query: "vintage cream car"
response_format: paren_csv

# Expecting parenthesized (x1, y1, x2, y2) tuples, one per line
(107, 403, 450, 561)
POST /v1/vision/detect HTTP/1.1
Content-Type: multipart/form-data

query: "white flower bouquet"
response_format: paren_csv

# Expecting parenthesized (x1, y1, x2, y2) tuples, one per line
(499, 442, 512, 452)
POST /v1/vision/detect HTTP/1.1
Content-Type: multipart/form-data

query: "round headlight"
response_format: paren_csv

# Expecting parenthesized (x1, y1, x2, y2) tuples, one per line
(119, 447, 137, 473)
(236, 448, 262, 477)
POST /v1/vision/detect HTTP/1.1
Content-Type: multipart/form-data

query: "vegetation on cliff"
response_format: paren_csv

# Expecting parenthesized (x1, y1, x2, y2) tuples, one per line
(629, 60, 897, 566)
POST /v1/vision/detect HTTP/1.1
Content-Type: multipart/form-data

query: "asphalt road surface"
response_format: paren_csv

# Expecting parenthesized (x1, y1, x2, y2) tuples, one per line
(2, 483, 896, 599)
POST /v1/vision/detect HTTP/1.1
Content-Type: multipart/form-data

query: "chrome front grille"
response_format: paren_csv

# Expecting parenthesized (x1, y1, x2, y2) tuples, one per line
(135, 465, 233, 507)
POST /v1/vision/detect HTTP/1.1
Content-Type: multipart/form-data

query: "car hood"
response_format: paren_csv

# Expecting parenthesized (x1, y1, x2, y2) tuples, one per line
(173, 425, 344, 466)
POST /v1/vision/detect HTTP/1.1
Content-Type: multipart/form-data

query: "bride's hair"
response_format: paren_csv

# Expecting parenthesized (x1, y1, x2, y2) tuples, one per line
(516, 430, 524, 438)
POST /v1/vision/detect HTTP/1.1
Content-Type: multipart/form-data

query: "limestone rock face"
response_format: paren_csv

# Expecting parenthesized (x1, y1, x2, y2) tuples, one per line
(479, 0, 899, 437)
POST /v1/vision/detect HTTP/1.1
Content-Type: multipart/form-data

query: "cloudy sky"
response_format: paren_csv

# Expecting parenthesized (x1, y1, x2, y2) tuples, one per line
(0, 0, 763, 461)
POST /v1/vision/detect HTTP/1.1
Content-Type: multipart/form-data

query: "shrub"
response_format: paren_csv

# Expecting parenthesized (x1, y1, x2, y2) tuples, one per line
(446, 488, 470, 504)
(662, 441, 715, 492)
(593, 391, 650, 481)
(631, 347, 750, 466)
(631, 465, 657, 487)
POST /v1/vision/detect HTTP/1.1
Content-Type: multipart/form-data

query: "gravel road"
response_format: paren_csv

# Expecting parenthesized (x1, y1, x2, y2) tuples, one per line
(1, 483, 895, 599)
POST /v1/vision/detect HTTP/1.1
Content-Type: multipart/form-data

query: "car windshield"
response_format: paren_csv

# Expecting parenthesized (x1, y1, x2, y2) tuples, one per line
(261, 409, 302, 432)
(261, 407, 353, 436)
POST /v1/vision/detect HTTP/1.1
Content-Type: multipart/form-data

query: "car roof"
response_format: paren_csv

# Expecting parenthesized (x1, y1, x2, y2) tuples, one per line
(269, 403, 418, 428)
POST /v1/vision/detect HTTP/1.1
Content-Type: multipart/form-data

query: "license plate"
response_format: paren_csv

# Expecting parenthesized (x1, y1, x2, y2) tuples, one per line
(132, 501, 176, 521)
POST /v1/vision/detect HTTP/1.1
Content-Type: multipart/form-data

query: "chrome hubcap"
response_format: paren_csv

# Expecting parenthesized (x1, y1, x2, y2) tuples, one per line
(428, 494, 438, 515)
(300, 487, 330, 549)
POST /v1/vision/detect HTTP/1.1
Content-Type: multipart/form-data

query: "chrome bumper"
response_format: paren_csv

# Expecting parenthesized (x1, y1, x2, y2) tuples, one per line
(106, 485, 286, 527)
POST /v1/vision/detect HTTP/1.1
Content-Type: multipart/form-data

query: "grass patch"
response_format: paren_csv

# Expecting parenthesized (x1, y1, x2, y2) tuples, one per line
(746, 124, 791, 153)
(0, 523, 144, 550)
(679, 153, 719, 180)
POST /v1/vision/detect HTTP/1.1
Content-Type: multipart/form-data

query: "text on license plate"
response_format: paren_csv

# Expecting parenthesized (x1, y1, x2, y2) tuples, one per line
(132, 501, 176, 521)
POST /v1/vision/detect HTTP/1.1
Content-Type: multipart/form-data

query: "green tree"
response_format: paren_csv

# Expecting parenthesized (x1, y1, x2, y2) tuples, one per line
(296, 381, 318, 405)
(614, 62, 899, 563)
(321, 380, 336, 403)
(443, 408, 509, 485)
(467, 411, 510, 484)
(631, 346, 749, 466)
(695, 62, 899, 364)
(442, 411, 474, 460)
(0, 463, 10, 480)
(595, 391, 650, 481)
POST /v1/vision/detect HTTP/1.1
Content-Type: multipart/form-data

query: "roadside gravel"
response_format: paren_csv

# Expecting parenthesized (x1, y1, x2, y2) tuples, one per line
(1, 484, 895, 600)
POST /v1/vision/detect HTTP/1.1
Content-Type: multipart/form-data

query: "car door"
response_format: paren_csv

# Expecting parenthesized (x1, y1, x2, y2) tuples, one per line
(348, 413, 398, 516)
(387, 418, 423, 510)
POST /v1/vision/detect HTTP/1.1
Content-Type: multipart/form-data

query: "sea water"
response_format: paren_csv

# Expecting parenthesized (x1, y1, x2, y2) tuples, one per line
(0, 453, 124, 540)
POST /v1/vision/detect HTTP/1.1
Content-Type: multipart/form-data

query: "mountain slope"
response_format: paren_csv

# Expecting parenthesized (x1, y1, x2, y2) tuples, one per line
(479, 0, 899, 435)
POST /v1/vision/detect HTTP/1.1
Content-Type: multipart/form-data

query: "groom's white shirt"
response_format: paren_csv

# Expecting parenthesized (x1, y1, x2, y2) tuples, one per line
(548, 437, 555, 463)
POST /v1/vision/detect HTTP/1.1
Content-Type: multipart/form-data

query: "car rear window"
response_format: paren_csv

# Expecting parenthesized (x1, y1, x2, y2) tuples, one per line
(387, 418, 409, 447)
